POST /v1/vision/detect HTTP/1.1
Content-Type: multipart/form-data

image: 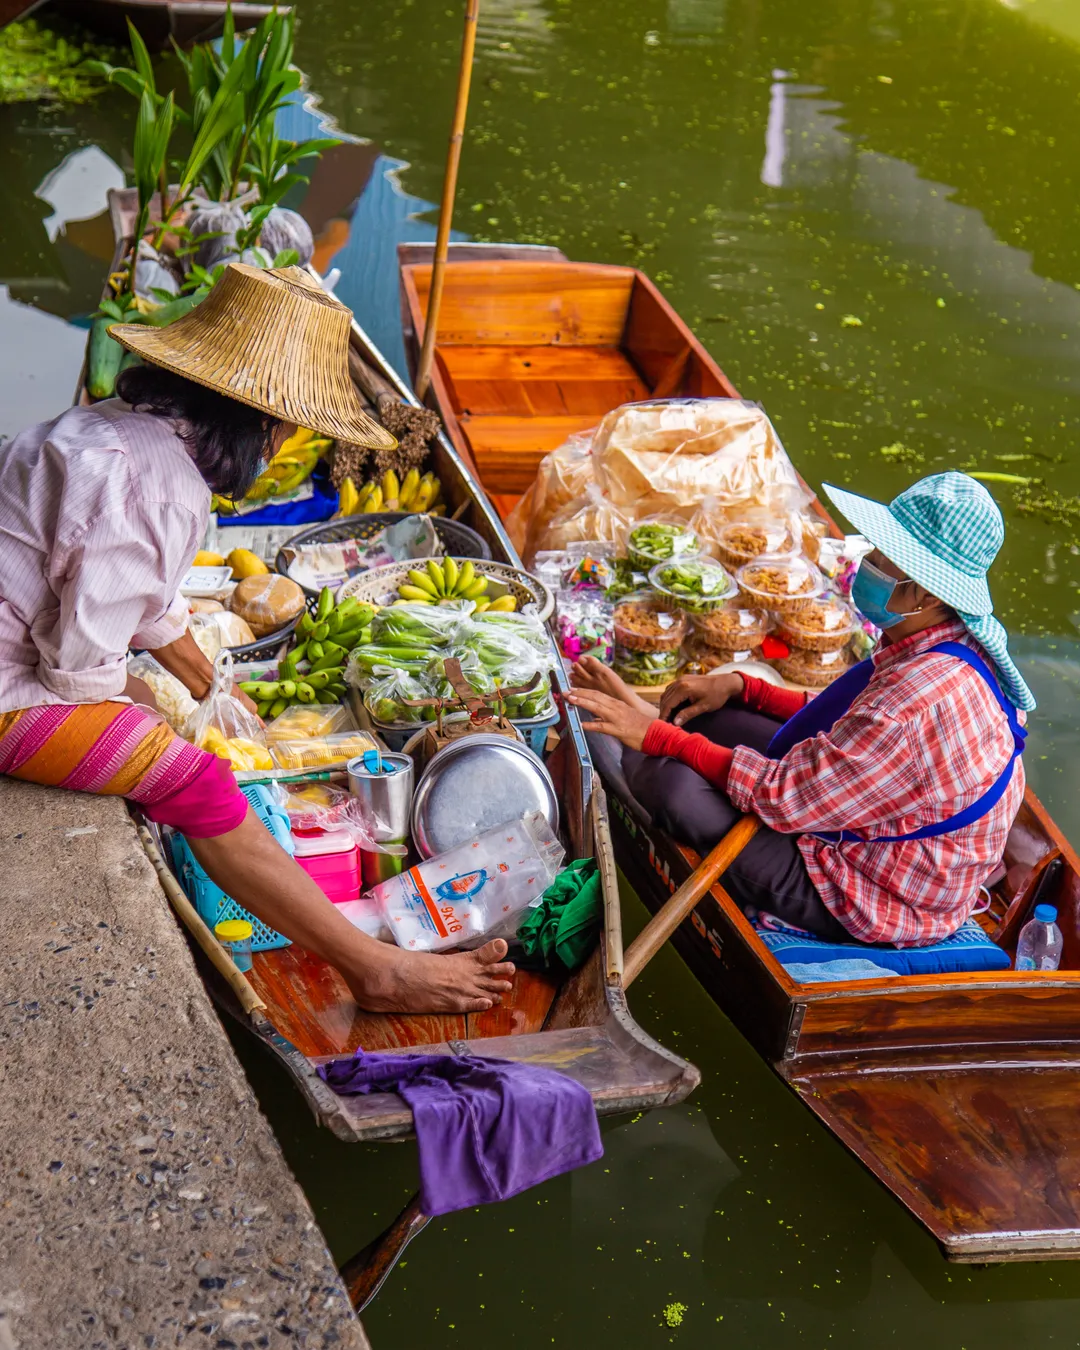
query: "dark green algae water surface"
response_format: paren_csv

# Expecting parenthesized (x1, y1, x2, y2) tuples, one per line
(9, 0, 1080, 1341)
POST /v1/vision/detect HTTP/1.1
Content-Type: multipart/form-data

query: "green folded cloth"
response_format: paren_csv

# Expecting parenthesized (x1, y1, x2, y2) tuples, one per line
(517, 857, 602, 973)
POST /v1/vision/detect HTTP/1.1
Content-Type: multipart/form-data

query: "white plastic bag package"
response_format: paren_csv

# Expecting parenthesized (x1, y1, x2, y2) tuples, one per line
(369, 810, 565, 953)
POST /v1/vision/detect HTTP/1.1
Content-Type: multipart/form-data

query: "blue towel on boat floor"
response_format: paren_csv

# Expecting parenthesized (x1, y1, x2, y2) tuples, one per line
(753, 916, 1009, 977)
(784, 959, 897, 983)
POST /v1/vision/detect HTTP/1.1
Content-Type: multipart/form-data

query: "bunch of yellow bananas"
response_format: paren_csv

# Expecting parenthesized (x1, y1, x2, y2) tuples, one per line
(336, 469, 444, 518)
(215, 429, 333, 513)
(397, 558, 517, 613)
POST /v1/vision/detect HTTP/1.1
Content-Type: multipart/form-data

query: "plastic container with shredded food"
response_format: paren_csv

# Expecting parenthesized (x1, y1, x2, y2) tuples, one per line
(690, 601, 770, 653)
(775, 595, 858, 653)
(774, 645, 854, 688)
(648, 559, 737, 614)
(613, 596, 688, 652)
(713, 520, 797, 571)
(736, 556, 823, 616)
(627, 520, 699, 570)
(612, 644, 682, 687)
(270, 730, 379, 770)
(683, 637, 760, 672)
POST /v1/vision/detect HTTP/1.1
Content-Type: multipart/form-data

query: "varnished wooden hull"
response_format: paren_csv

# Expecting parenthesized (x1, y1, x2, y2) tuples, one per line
(402, 243, 1080, 1262)
(86, 189, 699, 1148)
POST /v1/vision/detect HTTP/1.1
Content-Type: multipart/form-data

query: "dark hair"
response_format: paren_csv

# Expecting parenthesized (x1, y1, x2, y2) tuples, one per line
(115, 365, 282, 499)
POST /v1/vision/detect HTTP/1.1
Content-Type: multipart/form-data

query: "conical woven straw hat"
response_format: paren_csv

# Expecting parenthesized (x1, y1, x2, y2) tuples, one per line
(109, 263, 395, 450)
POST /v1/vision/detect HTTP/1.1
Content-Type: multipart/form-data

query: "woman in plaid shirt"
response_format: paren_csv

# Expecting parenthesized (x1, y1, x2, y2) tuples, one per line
(568, 473, 1034, 949)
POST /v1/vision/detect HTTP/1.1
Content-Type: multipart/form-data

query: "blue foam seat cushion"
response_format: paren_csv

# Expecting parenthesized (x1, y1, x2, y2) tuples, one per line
(754, 918, 1010, 977)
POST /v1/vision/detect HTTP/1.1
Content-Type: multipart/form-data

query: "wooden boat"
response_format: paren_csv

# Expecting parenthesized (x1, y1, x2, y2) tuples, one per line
(400, 243, 1080, 1264)
(83, 190, 699, 1308)
(398, 244, 737, 520)
(48, 0, 284, 47)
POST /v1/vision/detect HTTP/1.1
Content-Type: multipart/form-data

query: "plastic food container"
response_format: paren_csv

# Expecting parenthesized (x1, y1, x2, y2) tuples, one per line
(713, 521, 797, 571)
(683, 638, 758, 671)
(648, 559, 737, 614)
(612, 644, 682, 686)
(613, 597, 688, 652)
(775, 645, 854, 688)
(264, 703, 358, 743)
(291, 827, 362, 905)
(736, 556, 824, 616)
(214, 918, 253, 973)
(627, 521, 700, 570)
(270, 730, 379, 770)
(690, 601, 770, 653)
(775, 595, 858, 653)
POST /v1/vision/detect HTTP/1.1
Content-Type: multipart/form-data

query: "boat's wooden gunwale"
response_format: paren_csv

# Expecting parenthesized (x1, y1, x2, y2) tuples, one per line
(91, 192, 698, 1143)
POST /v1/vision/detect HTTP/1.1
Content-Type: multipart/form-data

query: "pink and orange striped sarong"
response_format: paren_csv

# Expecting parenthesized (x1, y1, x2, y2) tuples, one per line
(0, 702, 248, 836)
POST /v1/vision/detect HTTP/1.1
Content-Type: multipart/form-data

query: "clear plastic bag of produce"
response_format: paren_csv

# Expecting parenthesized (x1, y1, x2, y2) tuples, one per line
(505, 430, 596, 561)
(189, 651, 273, 771)
(126, 652, 198, 733)
(470, 605, 550, 655)
(370, 599, 475, 649)
(274, 781, 407, 864)
(264, 703, 357, 743)
(370, 810, 565, 952)
(428, 646, 497, 698)
(362, 666, 437, 727)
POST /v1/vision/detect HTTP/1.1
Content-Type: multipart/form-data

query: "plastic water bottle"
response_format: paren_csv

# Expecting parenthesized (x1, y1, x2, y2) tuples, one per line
(1014, 903, 1063, 971)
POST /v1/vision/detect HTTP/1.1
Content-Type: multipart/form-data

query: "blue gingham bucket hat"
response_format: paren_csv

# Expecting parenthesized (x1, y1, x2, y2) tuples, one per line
(823, 471, 1035, 710)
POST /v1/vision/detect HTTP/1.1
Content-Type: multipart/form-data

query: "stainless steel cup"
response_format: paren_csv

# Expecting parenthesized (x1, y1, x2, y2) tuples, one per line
(347, 752, 415, 886)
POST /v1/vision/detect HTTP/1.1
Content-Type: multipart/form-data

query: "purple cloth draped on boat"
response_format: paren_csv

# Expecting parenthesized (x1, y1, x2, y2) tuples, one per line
(317, 1049, 604, 1217)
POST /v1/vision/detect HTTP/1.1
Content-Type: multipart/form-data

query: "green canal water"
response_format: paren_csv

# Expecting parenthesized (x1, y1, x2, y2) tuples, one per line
(7, 0, 1080, 1342)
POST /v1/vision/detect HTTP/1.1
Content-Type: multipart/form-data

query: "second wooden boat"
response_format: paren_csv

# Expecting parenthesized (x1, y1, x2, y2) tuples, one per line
(48, 0, 284, 47)
(400, 243, 1080, 1264)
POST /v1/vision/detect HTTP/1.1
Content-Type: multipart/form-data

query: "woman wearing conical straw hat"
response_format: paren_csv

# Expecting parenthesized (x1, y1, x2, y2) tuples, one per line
(0, 264, 513, 1013)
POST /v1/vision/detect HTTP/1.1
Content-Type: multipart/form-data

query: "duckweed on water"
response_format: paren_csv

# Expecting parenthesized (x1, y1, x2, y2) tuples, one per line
(0, 20, 115, 104)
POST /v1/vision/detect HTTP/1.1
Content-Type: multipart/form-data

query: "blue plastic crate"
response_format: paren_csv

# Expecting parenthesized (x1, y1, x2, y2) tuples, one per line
(512, 706, 560, 756)
(171, 783, 293, 952)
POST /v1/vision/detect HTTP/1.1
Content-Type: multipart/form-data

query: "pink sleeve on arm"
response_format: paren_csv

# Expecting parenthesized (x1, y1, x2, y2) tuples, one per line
(642, 719, 734, 789)
(739, 675, 809, 720)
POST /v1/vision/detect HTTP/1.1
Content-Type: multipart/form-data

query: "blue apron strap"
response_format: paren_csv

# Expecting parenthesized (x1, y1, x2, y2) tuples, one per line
(765, 657, 875, 759)
(813, 640, 1025, 845)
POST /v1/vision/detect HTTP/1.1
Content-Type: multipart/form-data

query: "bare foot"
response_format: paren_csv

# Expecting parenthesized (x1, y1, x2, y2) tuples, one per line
(571, 655, 656, 717)
(343, 938, 516, 1014)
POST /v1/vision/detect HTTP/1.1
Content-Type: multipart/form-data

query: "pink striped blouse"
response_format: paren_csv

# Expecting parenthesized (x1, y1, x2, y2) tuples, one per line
(0, 400, 209, 713)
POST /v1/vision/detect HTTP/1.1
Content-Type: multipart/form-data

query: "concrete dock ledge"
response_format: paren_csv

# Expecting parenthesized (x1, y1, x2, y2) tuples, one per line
(0, 779, 370, 1349)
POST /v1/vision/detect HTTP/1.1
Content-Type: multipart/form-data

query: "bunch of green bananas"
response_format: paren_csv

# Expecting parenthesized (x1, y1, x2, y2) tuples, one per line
(239, 587, 375, 719)
(397, 558, 517, 613)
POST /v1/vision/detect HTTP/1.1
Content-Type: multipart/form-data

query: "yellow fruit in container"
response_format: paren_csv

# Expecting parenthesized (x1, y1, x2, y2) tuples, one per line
(193, 550, 226, 567)
(226, 548, 270, 579)
(227, 737, 273, 771)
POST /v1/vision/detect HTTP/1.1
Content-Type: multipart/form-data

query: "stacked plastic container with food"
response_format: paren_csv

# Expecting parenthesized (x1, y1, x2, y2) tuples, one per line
(508, 398, 878, 693)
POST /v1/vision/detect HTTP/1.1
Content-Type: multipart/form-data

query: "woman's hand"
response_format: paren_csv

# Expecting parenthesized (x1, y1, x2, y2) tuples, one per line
(659, 670, 743, 727)
(231, 682, 260, 718)
(565, 688, 655, 751)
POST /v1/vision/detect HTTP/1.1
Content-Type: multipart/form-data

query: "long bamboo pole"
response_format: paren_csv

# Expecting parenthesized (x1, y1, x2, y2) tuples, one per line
(414, 0, 480, 402)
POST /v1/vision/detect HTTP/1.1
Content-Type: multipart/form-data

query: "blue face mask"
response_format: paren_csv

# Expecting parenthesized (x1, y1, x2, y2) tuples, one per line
(851, 558, 917, 630)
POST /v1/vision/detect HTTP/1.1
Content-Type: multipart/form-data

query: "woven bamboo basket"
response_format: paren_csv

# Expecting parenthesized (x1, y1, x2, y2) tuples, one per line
(337, 558, 554, 621)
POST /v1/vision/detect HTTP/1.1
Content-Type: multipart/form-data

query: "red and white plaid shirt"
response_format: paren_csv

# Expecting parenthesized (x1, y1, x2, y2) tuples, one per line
(725, 618, 1024, 946)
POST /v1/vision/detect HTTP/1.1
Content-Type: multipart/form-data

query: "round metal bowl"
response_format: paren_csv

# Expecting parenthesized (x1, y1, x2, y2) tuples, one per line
(410, 732, 559, 858)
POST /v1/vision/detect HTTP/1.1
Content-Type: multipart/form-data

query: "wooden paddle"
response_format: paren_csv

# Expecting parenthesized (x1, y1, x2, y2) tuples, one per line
(622, 815, 760, 988)
(415, 0, 480, 401)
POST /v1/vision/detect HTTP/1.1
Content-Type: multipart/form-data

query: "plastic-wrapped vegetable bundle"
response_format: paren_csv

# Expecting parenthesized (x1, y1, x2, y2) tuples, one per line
(370, 600, 475, 649)
(471, 606, 550, 655)
(362, 666, 438, 726)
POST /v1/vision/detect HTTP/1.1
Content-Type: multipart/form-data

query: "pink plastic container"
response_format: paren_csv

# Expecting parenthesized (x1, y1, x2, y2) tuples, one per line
(291, 827, 361, 905)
